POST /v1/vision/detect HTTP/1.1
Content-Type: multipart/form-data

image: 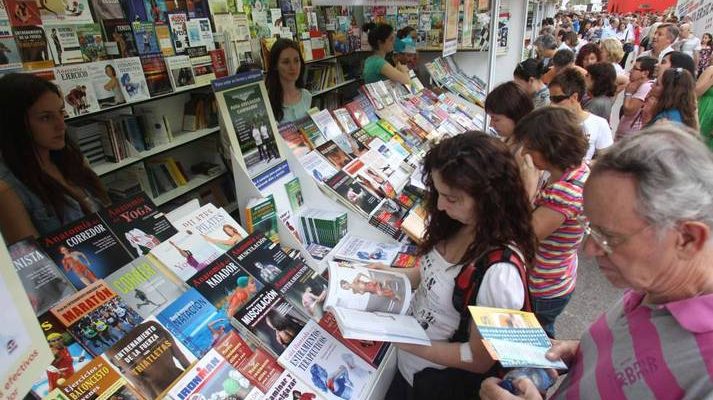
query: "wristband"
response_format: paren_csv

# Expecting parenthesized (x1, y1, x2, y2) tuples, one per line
(459, 342, 473, 362)
(624, 92, 634, 97)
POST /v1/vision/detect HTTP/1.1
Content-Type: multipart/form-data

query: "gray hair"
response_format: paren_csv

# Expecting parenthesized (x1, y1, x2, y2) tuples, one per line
(591, 124, 713, 232)
(534, 34, 558, 50)
(658, 23, 680, 43)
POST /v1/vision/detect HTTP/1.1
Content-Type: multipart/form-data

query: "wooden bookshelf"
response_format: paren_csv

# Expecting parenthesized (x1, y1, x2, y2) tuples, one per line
(92, 126, 220, 176)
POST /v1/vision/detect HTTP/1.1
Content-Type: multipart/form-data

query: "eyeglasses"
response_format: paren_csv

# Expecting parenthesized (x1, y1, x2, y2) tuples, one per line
(576, 216, 651, 255)
(550, 93, 573, 103)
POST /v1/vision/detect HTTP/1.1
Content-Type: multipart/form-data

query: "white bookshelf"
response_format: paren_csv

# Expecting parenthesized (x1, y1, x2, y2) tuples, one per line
(152, 169, 228, 206)
(92, 127, 220, 176)
(310, 78, 358, 97)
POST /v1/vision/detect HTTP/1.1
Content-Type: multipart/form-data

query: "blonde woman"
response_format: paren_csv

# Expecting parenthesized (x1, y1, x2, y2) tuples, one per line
(599, 38, 629, 93)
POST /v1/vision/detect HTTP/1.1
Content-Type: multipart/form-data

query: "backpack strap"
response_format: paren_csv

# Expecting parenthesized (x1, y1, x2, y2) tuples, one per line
(449, 246, 530, 343)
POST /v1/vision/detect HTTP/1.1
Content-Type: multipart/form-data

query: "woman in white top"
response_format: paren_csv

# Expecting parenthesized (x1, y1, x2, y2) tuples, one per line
(381, 133, 536, 400)
(265, 38, 312, 123)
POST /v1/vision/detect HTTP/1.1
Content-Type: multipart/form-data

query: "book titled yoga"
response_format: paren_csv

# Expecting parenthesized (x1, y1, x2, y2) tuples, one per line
(323, 261, 429, 346)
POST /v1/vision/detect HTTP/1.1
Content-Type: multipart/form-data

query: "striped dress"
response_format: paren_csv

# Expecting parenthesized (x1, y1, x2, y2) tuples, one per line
(529, 162, 590, 299)
(552, 290, 713, 399)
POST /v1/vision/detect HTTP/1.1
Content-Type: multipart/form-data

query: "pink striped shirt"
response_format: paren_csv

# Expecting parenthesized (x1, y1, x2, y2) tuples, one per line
(529, 163, 590, 299)
(552, 290, 713, 399)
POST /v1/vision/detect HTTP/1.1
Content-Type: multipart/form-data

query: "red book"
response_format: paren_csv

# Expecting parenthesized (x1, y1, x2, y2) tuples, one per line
(309, 29, 325, 60)
(318, 311, 390, 368)
(209, 48, 228, 78)
(5, 0, 41, 27)
(214, 331, 283, 393)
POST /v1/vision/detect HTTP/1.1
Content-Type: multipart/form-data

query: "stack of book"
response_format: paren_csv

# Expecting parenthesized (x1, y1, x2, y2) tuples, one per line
(144, 157, 190, 196)
(67, 119, 108, 165)
(425, 56, 488, 107)
(305, 62, 347, 94)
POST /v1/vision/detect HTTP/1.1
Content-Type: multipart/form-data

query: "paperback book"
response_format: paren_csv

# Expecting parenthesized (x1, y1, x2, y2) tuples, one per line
(316, 140, 352, 169)
(332, 234, 411, 266)
(157, 287, 233, 358)
(14, 25, 54, 71)
(244, 195, 279, 243)
(5, 0, 41, 26)
(0, 21, 22, 72)
(105, 316, 197, 399)
(272, 260, 328, 321)
(324, 170, 381, 217)
(36, 0, 93, 24)
(278, 320, 376, 400)
(102, 18, 138, 57)
(165, 54, 196, 91)
(99, 192, 177, 256)
(50, 280, 143, 356)
(54, 63, 101, 117)
(185, 17, 214, 50)
(75, 23, 107, 62)
(40, 213, 133, 290)
(186, 45, 215, 85)
(188, 253, 265, 321)
(131, 21, 159, 54)
(277, 121, 310, 159)
(167, 12, 189, 53)
(227, 232, 296, 286)
(298, 208, 347, 248)
(154, 24, 174, 56)
(9, 238, 76, 315)
(113, 56, 150, 101)
(139, 53, 173, 96)
(90, 0, 125, 20)
(45, 25, 83, 65)
(318, 311, 389, 368)
(262, 370, 324, 400)
(173, 203, 248, 253)
(231, 287, 309, 358)
(149, 230, 222, 281)
(104, 256, 185, 318)
(213, 330, 283, 393)
(52, 356, 143, 400)
(298, 151, 339, 183)
(87, 59, 127, 108)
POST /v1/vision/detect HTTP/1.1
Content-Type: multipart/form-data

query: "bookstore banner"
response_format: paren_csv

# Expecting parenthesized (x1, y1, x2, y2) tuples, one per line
(677, 0, 713, 37)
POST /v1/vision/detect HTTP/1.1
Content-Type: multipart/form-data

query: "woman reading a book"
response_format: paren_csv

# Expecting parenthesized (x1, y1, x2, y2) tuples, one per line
(378, 132, 536, 400)
(0, 73, 109, 244)
(265, 38, 312, 123)
(362, 22, 411, 85)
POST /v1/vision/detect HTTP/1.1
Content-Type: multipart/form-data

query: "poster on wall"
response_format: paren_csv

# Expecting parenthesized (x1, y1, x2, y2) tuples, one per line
(677, 0, 713, 38)
(442, 0, 459, 56)
(462, 0, 475, 48)
(471, 0, 509, 54)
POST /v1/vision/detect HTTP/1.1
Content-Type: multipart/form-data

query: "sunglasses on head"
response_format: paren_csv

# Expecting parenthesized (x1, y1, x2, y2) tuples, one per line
(550, 93, 573, 103)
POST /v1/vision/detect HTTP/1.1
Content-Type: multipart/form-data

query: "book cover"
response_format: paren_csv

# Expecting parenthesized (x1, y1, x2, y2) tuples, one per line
(310, 108, 343, 141)
(332, 108, 359, 134)
(232, 287, 309, 358)
(156, 287, 232, 358)
(368, 198, 407, 240)
(54, 64, 101, 117)
(0, 20, 22, 72)
(87, 59, 128, 108)
(173, 203, 248, 253)
(213, 330, 283, 393)
(9, 238, 76, 315)
(331, 234, 405, 266)
(154, 24, 174, 56)
(44, 25, 82, 65)
(164, 54, 196, 91)
(185, 17, 214, 50)
(228, 232, 296, 286)
(220, 82, 283, 178)
(318, 311, 389, 368)
(131, 21, 159, 54)
(53, 356, 143, 400)
(277, 320, 375, 400)
(105, 316, 197, 399)
(30, 311, 92, 398)
(113, 56, 150, 101)
(99, 192, 177, 256)
(105, 256, 185, 318)
(139, 52, 173, 96)
(294, 116, 325, 149)
(13, 25, 53, 71)
(102, 18, 138, 57)
(278, 120, 310, 159)
(262, 370, 324, 399)
(188, 253, 265, 321)
(75, 23, 107, 62)
(167, 12, 188, 53)
(90, 0, 124, 20)
(144, 0, 168, 23)
(5, 0, 41, 26)
(284, 176, 303, 212)
(244, 195, 279, 243)
(186, 45, 215, 85)
(166, 348, 264, 400)
(209, 48, 228, 78)
(119, 0, 148, 22)
(37, 0, 93, 24)
(149, 230, 222, 281)
(298, 151, 339, 183)
(50, 280, 143, 356)
(273, 260, 327, 321)
(40, 214, 133, 290)
(315, 140, 352, 169)
(325, 171, 380, 216)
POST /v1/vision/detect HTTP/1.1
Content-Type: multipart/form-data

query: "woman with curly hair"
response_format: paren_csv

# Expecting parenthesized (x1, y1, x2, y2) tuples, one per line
(584, 62, 617, 122)
(649, 68, 699, 131)
(382, 132, 536, 400)
(575, 42, 602, 68)
(514, 107, 590, 339)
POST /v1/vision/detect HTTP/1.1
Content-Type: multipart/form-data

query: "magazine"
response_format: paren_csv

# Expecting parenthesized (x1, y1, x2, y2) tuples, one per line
(468, 306, 568, 369)
(105, 316, 197, 399)
(104, 256, 185, 319)
(50, 280, 143, 356)
(9, 238, 76, 315)
(278, 320, 376, 400)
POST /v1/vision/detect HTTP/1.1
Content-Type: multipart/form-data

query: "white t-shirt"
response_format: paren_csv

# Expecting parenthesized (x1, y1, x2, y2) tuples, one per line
(397, 248, 525, 385)
(678, 36, 702, 58)
(582, 112, 613, 160)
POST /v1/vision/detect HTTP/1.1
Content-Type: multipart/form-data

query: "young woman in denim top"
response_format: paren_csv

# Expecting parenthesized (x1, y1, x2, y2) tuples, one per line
(0, 73, 108, 243)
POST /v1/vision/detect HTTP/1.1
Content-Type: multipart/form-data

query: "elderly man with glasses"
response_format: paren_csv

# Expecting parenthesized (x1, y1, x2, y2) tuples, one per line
(480, 124, 713, 399)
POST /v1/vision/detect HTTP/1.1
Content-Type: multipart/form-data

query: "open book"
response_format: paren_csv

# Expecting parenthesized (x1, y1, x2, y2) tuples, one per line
(469, 306, 568, 369)
(323, 261, 430, 345)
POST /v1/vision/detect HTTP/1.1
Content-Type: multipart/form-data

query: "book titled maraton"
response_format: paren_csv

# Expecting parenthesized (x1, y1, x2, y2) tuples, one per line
(41, 214, 133, 290)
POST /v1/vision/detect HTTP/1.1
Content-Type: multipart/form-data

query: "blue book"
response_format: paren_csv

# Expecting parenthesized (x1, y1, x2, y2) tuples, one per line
(157, 288, 233, 358)
(120, 0, 148, 22)
(144, 0, 168, 24)
(132, 21, 160, 55)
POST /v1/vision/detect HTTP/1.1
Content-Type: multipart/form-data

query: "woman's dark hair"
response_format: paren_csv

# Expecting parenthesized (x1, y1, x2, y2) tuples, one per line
(420, 132, 536, 264)
(0, 73, 108, 219)
(635, 55, 657, 78)
(362, 22, 394, 50)
(396, 26, 415, 39)
(586, 62, 617, 97)
(575, 42, 602, 67)
(104, 64, 116, 76)
(703, 32, 712, 46)
(513, 107, 588, 170)
(664, 51, 696, 77)
(484, 82, 534, 124)
(653, 68, 699, 130)
(265, 38, 305, 122)
(513, 58, 547, 81)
